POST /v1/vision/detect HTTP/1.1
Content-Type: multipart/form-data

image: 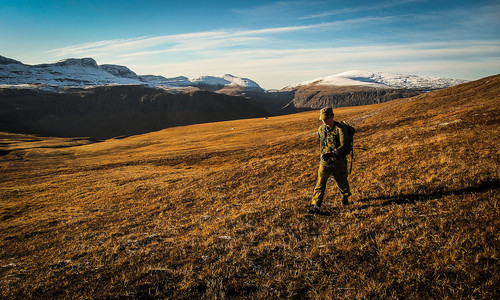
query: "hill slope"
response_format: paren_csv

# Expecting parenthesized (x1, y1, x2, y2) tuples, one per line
(0, 75, 498, 299)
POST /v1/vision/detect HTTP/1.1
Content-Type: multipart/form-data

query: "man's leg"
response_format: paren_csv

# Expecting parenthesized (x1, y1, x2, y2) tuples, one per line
(311, 163, 331, 208)
(331, 158, 351, 204)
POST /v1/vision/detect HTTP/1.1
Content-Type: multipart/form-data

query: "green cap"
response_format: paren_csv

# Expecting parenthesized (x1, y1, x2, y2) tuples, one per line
(319, 107, 334, 120)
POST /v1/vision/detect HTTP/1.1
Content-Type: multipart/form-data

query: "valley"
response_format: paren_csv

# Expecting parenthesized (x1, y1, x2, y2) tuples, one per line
(0, 75, 498, 298)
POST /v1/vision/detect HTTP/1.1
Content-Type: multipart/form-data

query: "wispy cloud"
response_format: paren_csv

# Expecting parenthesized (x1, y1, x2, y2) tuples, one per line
(45, 31, 228, 58)
(299, 0, 425, 19)
(45, 38, 146, 57)
(47, 17, 396, 60)
(232, 1, 314, 17)
(120, 36, 263, 58)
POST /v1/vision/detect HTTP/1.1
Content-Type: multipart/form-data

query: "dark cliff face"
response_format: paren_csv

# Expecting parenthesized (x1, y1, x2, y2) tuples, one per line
(224, 85, 424, 115)
(0, 85, 268, 139)
(280, 85, 423, 112)
(216, 87, 295, 115)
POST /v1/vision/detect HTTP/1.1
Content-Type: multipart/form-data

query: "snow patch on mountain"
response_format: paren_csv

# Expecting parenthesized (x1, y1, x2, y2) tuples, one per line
(190, 74, 261, 89)
(0, 57, 143, 87)
(300, 70, 468, 90)
(138, 75, 191, 87)
(51, 58, 100, 68)
(0, 55, 263, 91)
(0, 55, 468, 92)
(101, 64, 139, 79)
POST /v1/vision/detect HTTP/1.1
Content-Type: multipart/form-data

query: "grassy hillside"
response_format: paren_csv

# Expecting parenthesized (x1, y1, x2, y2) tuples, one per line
(1, 75, 499, 299)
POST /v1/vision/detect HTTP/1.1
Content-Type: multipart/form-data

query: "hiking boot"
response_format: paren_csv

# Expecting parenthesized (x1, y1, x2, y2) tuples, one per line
(341, 196, 349, 206)
(307, 205, 321, 214)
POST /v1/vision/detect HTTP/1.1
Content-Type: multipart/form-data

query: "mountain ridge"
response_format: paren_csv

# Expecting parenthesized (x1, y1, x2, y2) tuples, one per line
(0, 54, 477, 122)
(0, 55, 468, 91)
(0, 55, 264, 92)
(294, 70, 468, 90)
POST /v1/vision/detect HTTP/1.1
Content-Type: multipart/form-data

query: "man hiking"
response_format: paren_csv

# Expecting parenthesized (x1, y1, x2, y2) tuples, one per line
(309, 107, 352, 214)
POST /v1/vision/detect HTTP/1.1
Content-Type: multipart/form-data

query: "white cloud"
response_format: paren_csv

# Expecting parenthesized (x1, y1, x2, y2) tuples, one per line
(46, 17, 396, 61)
(298, 0, 425, 19)
(46, 31, 227, 58)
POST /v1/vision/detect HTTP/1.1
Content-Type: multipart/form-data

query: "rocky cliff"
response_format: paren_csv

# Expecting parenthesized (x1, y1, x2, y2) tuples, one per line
(0, 85, 268, 138)
(281, 85, 423, 112)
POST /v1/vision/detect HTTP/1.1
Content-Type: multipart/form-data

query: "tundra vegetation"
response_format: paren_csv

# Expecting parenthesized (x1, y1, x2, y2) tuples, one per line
(0, 75, 499, 299)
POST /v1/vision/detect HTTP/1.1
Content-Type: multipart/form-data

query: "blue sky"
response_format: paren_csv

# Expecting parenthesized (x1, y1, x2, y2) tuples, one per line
(1, 0, 499, 89)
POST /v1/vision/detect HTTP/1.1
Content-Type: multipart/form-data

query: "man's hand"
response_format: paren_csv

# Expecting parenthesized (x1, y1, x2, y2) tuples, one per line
(321, 152, 333, 161)
(321, 149, 338, 161)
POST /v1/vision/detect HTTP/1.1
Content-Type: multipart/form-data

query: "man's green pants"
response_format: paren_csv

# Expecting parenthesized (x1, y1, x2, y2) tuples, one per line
(311, 157, 351, 207)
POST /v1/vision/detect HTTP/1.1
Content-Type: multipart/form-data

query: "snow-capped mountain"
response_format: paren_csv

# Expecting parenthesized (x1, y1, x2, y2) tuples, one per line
(138, 73, 263, 91)
(0, 57, 142, 87)
(100, 64, 139, 79)
(297, 70, 468, 90)
(0, 55, 263, 91)
(281, 70, 469, 113)
(190, 74, 261, 89)
(0, 55, 468, 92)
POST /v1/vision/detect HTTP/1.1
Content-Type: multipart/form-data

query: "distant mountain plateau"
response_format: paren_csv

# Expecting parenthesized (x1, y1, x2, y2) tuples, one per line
(0, 55, 469, 138)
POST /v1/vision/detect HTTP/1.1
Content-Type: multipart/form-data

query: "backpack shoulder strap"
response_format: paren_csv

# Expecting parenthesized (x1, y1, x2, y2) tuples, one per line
(321, 124, 327, 152)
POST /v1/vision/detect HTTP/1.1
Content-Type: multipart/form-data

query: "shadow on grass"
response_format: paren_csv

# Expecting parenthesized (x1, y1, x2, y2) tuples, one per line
(356, 179, 500, 210)
(305, 210, 332, 217)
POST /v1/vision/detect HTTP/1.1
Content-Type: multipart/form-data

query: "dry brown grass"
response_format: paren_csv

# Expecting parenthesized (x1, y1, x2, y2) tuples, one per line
(1, 75, 499, 299)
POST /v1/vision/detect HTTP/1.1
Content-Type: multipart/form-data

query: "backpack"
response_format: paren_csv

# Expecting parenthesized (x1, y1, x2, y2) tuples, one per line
(321, 121, 356, 173)
(337, 121, 355, 156)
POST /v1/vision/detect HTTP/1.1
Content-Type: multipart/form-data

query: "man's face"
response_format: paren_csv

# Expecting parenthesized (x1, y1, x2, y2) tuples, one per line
(322, 117, 334, 127)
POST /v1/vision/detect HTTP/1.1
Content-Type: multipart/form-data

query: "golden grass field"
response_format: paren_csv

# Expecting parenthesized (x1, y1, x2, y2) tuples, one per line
(1, 75, 499, 299)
